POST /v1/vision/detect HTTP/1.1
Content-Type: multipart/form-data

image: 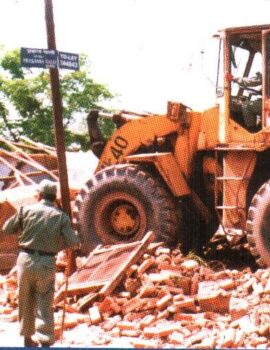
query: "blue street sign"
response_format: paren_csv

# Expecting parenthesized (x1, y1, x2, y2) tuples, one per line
(59, 51, 79, 70)
(21, 48, 58, 69)
(20, 48, 79, 71)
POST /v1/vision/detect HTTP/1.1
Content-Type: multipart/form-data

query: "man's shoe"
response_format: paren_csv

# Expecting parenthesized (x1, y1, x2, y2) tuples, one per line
(24, 337, 39, 347)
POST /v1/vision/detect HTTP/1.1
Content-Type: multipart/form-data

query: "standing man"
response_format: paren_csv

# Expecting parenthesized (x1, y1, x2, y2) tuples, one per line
(2, 179, 80, 347)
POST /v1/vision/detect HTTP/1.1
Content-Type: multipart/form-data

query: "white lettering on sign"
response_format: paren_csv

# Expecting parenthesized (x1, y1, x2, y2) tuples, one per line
(26, 48, 43, 54)
(23, 58, 44, 64)
(59, 60, 79, 69)
(60, 53, 77, 61)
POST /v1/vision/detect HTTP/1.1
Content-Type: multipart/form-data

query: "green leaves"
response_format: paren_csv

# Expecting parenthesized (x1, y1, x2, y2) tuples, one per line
(0, 48, 114, 149)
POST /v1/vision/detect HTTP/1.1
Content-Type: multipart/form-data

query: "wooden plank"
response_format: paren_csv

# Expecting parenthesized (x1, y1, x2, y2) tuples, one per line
(0, 141, 58, 181)
(76, 293, 99, 311)
(91, 241, 141, 256)
(99, 231, 154, 296)
(54, 231, 154, 306)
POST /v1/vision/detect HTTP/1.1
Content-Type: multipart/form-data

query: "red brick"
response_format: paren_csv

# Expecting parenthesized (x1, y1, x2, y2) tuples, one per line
(157, 288, 170, 298)
(209, 270, 230, 280)
(120, 329, 141, 337)
(124, 278, 141, 293)
(157, 309, 170, 320)
(180, 259, 199, 270)
(143, 326, 159, 338)
(139, 284, 157, 298)
(156, 254, 172, 265)
(190, 272, 200, 295)
(140, 315, 156, 328)
(242, 276, 256, 292)
(88, 306, 102, 325)
(229, 298, 248, 320)
(184, 331, 209, 347)
(118, 291, 131, 298)
(138, 257, 156, 275)
(140, 297, 158, 311)
(173, 297, 196, 311)
(155, 247, 171, 256)
(147, 272, 171, 283)
(173, 313, 194, 322)
(101, 315, 122, 331)
(193, 337, 216, 349)
(219, 278, 235, 291)
(118, 321, 139, 330)
(197, 290, 231, 313)
(114, 297, 128, 305)
(156, 294, 172, 310)
(121, 297, 146, 314)
(144, 324, 182, 338)
(99, 296, 121, 314)
(124, 311, 149, 322)
(168, 331, 184, 345)
(132, 338, 158, 348)
(164, 286, 184, 295)
(176, 276, 191, 295)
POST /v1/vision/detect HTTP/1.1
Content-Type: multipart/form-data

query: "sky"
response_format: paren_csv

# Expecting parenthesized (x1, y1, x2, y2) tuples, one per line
(0, 0, 270, 114)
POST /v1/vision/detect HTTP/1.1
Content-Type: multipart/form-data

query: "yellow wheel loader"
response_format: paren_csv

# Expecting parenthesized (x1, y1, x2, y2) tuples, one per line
(74, 24, 270, 267)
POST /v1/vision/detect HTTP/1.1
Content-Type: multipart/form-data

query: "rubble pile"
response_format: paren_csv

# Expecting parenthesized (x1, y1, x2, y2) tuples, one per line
(2, 242, 270, 348)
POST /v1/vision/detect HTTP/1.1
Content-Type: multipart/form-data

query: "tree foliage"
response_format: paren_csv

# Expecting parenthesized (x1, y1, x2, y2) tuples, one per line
(0, 49, 114, 150)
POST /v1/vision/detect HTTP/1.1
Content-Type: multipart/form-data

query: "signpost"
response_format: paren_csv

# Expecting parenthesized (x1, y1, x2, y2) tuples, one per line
(44, 0, 77, 292)
(21, 48, 79, 71)
(59, 51, 79, 70)
(21, 48, 58, 69)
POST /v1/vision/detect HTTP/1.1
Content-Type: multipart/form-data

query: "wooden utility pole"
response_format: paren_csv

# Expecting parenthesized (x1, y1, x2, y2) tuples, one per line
(44, 0, 71, 218)
(44, 0, 76, 275)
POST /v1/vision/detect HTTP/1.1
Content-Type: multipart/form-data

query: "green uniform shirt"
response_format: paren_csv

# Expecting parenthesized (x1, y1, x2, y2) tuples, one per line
(2, 199, 79, 253)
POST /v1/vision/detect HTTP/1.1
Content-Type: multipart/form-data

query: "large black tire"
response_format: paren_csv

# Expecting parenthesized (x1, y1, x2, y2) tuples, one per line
(73, 164, 179, 255)
(246, 180, 270, 267)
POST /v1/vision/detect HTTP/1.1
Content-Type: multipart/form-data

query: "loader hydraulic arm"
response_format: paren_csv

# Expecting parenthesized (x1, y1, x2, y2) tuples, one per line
(96, 114, 180, 172)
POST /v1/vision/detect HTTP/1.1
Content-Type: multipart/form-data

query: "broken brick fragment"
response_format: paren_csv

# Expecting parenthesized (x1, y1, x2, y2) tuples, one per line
(139, 315, 156, 328)
(124, 277, 141, 293)
(98, 296, 121, 314)
(121, 296, 146, 314)
(137, 257, 156, 275)
(229, 297, 248, 320)
(197, 290, 231, 313)
(156, 294, 172, 310)
(139, 284, 157, 298)
(88, 306, 102, 325)
(117, 321, 139, 331)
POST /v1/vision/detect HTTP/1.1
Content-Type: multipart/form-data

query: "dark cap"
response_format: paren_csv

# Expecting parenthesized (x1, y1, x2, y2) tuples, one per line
(38, 179, 57, 195)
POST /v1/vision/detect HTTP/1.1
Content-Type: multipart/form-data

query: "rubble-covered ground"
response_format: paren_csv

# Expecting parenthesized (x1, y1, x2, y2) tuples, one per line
(1, 242, 270, 348)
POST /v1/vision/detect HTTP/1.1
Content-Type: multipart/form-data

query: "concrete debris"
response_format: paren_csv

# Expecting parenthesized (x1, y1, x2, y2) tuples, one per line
(2, 238, 270, 348)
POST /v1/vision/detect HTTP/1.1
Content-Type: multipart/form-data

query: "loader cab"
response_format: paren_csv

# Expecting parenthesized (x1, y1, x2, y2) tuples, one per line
(229, 32, 262, 132)
(216, 25, 270, 137)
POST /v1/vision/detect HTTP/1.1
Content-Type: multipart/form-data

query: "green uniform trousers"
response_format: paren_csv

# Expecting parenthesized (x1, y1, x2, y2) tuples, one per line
(17, 251, 56, 344)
